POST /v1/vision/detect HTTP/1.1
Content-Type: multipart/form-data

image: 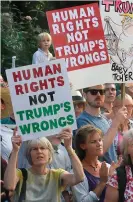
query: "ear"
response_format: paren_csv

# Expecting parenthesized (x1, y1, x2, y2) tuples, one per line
(80, 143, 87, 150)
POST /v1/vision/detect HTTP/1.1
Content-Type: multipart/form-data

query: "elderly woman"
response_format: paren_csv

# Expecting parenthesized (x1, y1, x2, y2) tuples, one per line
(4, 128, 84, 202)
(112, 94, 133, 155)
(104, 129, 133, 202)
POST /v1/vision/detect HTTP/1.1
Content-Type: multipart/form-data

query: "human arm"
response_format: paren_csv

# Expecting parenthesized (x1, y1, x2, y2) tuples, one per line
(72, 176, 99, 202)
(104, 185, 119, 202)
(103, 106, 127, 154)
(72, 162, 109, 202)
(109, 156, 123, 176)
(104, 169, 119, 202)
(4, 128, 22, 190)
(57, 128, 84, 187)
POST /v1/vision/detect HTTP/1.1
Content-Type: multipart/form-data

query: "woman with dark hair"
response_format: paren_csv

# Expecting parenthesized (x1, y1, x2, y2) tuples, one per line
(104, 129, 133, 202)
(72, 124, 120, 202)
(72, 125, 110, 202)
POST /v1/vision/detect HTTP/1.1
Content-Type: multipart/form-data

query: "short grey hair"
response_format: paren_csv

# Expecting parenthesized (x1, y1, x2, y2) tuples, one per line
(25, 137, 54, 165)
(120, 129, 133, 165)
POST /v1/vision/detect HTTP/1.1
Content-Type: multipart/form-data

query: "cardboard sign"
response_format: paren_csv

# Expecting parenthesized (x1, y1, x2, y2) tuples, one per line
(6, 59, 77, 141)
(100, 0, 133, 82)
(46, 3, 112, 89)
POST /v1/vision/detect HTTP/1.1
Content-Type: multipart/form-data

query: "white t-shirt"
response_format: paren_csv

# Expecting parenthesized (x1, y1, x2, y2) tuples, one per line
(32, 48, 53, 64)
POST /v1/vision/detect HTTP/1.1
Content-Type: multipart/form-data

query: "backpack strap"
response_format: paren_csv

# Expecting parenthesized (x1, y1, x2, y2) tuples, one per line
(18, 168, 28, 202)
(116, 166, 127, 202)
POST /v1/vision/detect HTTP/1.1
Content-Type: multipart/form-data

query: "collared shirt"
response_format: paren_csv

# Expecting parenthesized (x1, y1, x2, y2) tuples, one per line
(48, 144, 71, 172)
(32, 48, 53, 64)
(0, 126, 13, 162)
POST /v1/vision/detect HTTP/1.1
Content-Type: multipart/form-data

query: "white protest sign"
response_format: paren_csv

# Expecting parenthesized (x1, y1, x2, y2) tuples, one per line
(46, 3, 113, 90)
(100, 0, 133, 83)
(6, 59, 77, 141)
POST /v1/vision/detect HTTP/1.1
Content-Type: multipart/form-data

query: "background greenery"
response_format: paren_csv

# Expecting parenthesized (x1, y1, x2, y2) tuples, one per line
(1, 0, 98, 81)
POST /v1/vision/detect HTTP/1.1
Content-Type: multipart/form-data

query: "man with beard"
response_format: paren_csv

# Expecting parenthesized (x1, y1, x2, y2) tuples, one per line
(75, 85, 127, 164)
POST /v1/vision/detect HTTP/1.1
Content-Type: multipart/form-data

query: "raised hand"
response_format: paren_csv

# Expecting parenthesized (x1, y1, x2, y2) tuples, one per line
(57, 128, 72, 149)
(109, 156, 123, 176)
(99, 162, 109, 183)
(11, 127, 22, 152)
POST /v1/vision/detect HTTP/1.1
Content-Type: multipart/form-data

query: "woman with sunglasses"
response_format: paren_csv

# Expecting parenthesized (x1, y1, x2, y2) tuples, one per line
(72, 124, 121, 202)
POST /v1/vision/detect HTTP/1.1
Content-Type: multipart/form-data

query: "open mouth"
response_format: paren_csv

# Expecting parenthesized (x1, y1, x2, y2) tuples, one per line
(37, 156, 44, 160)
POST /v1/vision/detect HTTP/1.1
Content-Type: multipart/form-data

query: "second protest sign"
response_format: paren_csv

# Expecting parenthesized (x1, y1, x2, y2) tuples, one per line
(6, 59, 77, 141)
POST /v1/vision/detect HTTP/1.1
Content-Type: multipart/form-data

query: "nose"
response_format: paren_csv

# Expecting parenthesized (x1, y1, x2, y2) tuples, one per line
(97, 92, 101, 96)
(37, 148, 42, 153)
(97, 141, 101, 147)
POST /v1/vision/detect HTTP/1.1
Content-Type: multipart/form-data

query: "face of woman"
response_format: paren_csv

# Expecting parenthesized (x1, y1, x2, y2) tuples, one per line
(113, 97, 133, 119)
(81, 132, 103, 157)
(30, 144, 50, 166)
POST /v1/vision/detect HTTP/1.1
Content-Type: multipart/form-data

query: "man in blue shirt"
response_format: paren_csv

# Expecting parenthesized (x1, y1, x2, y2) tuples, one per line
(75, 85, 127, 164)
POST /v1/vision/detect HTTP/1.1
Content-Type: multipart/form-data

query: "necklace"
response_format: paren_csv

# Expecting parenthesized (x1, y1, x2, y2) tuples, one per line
(89, 164, 98, 171)
(83, 159, 99, 172)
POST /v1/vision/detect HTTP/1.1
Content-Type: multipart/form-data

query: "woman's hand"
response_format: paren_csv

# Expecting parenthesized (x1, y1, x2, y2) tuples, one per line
(109, 156, 123, 176)
(99, 162, 109, 183)
(11, 127, 22, 152)
(57, 128, 72, 149)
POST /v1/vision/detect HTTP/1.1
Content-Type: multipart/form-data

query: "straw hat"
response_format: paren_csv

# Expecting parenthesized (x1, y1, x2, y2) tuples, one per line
(71, 90, 86, 103)
(0, 87, 13, 119)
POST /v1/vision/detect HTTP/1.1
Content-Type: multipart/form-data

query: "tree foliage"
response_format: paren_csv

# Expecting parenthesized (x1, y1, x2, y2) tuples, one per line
(1, 1, 56, 81)
(1, 1, 98, 81)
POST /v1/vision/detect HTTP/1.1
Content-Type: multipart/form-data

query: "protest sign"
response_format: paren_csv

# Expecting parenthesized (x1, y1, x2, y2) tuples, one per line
(46, 3, 112, 89)
(6, 59, 77, 141)
(100, 0, 133, 82)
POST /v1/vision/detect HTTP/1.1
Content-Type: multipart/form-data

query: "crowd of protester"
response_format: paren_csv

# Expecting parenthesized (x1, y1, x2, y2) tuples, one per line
(1, 32, 133, 202)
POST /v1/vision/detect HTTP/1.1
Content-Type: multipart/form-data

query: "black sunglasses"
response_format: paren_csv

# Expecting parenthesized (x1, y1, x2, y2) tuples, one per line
(86, 89, 105, 95)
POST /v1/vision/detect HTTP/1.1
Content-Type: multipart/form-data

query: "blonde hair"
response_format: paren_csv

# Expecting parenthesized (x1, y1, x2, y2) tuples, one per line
(25, 137, 54, 165)
(37, 32, 52, 45)
(113, 93, 133, 107)
(121, 13, 133, 24)
(120, 129, 133, 165)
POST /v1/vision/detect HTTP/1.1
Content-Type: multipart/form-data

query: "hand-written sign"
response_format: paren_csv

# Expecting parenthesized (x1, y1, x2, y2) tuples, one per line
(6, 59, 77, 141)
(46, 4, 112, 89)
(100, 0, 133, 83)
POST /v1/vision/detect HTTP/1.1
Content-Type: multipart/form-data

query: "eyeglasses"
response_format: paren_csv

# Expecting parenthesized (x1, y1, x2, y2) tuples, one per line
(74, 102, 85, 109)
(86, 89, 105, 95)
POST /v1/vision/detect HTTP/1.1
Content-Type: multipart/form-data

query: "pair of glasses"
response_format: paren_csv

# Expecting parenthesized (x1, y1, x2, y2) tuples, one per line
(74, 102, 85, 109)
(86, 89, 105, 95)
